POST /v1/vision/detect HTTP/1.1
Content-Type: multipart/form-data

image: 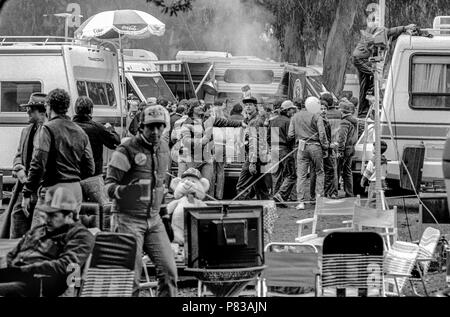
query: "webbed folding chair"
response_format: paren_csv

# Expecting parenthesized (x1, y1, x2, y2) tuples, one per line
(296, 196, 360, 246)
(383, 241, 420, 297)
(259, 243, 320, 297)
(80, 233, 137, 297)
(321, 232, 385, 297)
(409, 227, 441, 296)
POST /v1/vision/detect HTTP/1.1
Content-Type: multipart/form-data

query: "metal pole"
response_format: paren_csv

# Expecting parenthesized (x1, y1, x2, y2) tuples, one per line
(65, 16, 69, 42)
(195, 64, 215, 95)
(118, 34, 125, 135)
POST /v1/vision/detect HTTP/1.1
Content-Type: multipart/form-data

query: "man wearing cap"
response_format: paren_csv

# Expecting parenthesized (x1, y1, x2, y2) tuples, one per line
(0, 93, 48, 239)
(0, 187, 94, 297)
(269, 100, 297, 205)
(236, 96, 270, 200)
(105, 104, 177, 297)
(337, 100, 358, 197)
(22, 89, 95, 226)
(288, 96, 329, 210)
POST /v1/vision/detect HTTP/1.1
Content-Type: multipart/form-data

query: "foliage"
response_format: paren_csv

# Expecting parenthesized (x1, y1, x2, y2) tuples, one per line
(146, 0, 194, 16)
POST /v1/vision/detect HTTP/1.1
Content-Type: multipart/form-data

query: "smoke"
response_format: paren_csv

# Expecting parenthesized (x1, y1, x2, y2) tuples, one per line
(187, 0, 279, 59)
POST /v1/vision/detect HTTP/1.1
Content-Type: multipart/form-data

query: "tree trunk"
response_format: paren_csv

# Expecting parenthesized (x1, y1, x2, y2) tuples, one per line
(323, 0, 362, 95)
(283, 24, 306, 66)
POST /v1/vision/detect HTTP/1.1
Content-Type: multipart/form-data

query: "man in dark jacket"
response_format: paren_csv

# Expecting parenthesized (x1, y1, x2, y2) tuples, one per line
(73, 96, 120, 177)
(23, 89, 95, 226)
(0, 187, 94, 297)
(73, 96, 120, 230)
(353, 21, 416, 118)
(337, 100, 358, 197)
(105, 105, 177, 297)
(0, 93, 47, 239)
(270, 100, 297, 204)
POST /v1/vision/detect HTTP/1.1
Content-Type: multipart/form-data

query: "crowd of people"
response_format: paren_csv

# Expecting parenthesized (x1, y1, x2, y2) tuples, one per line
(0, 83, 389, 297)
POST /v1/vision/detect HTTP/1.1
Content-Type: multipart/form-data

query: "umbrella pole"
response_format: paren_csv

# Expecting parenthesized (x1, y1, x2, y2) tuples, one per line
(119, 33, 126, 136)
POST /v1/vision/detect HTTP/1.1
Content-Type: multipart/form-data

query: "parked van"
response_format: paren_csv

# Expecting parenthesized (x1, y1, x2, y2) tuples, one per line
(122, 49, 176, 103)
(0, 36, 123, 185)
(355, 17, 450, 192)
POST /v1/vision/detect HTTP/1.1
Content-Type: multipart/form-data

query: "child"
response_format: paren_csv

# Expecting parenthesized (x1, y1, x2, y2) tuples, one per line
(360, 141, 388, 207)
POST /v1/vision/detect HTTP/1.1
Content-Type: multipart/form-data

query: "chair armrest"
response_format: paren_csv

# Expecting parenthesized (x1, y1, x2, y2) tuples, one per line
(385, 273, 412, 278)
(296, 218, 314, 225)
(342, 220, 353, 225)
(34, 274, 52, 279)
(416, 258, 434, 263)
(295, 234, 318, 243)
(322, 227, 353, 234)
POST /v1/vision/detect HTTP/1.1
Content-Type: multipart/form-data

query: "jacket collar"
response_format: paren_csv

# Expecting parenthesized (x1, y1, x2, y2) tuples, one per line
(73, 114, 92, 123)
(138, 133, 160, 151)
(245, 111, 258, 123)
(49, 114, 70, 122)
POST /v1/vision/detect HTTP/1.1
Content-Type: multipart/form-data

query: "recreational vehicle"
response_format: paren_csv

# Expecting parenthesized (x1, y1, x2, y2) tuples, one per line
(0, 36, 123, 185)
(355, 17, 450, 192)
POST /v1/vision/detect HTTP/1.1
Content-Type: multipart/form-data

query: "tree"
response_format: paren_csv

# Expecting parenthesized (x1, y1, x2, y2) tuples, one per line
(146, 0, 194, 16)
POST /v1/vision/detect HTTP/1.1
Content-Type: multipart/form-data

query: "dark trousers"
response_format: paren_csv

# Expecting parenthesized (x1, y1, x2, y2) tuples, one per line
(338, 155, 354, 198)
(311, 154, 338, 199)
(353, 57, 374, 118)
(273, 151, 297, 201)
(236, 161, 270, 200)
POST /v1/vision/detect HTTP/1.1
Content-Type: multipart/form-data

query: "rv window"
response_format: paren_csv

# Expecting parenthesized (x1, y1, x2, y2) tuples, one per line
(133, 76, 174, 101)
(411, 55, 450, 110)
(1, 81, 42, 113)
(224, 69, 274, 84)
(76, 81, 116, 107)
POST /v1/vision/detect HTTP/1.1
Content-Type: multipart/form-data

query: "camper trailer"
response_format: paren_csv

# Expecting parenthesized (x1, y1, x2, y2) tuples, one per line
(355, 17, 450, 192)
(0, 36, 123, 185)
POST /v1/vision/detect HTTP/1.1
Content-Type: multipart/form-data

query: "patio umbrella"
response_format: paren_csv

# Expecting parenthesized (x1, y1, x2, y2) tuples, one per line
(74, 9, 165, 40)
(74, 10, 165, 134)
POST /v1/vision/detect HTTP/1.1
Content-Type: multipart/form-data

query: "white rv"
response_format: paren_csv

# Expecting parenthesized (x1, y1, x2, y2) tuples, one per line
(355, 17, 450, 191)
(0, 36, 123, 185)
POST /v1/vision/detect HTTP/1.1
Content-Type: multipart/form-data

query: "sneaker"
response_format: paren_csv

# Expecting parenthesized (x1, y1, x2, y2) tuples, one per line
(296, 203, 305, 210)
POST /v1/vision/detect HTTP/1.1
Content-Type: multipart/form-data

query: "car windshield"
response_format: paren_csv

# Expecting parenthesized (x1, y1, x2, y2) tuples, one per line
(133, 76, 175, 102)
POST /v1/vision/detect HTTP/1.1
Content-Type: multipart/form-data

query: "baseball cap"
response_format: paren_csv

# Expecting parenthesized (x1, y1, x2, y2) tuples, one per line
(339, 100, 356, 114)
(40, 187, 78, 214)
(142, 105, 167, 125)
(242, 96, 258, 105)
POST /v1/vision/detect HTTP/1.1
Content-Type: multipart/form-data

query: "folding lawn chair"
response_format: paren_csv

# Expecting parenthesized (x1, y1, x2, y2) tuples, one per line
(409, 227, 441, 296)
(383, 241, 420, 297)
(80, 232, 137, 297)
(296, 196, 360, 246)
(321, 232, 385, 297)
(345, 205, 398, 251)
(259, 243, 320, 297)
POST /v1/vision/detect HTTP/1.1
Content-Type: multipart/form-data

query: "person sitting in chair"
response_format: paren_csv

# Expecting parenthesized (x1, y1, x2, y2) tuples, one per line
(0, 187, 95, 297)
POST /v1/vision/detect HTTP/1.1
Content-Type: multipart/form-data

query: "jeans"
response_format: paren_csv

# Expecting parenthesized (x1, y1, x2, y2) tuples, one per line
(81, 175, 109, 230)
(212, 161, 225, 200)
(116, 213, 177, 297)
(297, 144, 324, 202)
(236, 161, 270, 200)
(310, 155, 338, 199)
(353, 57, 374, 118)
(178, 161, 214, 199)
(273, 150, 297, 201)
(338, 155, 354, 198)
(31, 182, 82, 229)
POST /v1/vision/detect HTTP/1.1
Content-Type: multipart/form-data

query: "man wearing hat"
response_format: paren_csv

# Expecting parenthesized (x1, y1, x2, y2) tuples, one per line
(236, 96, 270, 200)
(0, 93, 47, 239)
(269, 100, 297, 205)
(105, 104, 177, 297)
(0, 187, 95, 297)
